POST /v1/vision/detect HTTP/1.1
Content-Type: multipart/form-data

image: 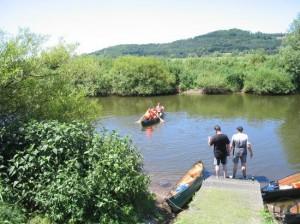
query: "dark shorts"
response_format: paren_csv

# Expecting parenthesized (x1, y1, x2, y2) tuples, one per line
(233, 154, 247, 164)
(214, 156, 227, 165)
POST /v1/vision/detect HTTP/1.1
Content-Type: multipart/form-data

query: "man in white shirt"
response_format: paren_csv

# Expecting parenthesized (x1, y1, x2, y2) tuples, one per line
(230, 126, 253, 179)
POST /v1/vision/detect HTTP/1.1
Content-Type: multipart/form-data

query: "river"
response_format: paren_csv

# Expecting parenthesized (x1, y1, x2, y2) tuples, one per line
(94, 94, 300, 197)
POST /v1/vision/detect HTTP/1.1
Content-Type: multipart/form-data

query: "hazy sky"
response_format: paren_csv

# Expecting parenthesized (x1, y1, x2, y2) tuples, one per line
(1, 0, 299, 53)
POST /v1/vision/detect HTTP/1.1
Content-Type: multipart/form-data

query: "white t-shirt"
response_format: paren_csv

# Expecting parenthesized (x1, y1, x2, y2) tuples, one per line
(231, 132, 250, 154)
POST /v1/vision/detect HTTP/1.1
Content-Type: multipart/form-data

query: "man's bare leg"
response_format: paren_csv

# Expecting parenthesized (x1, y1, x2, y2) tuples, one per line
(233, 163, 238, 178)
(241, 163, 247, 178)
(215, 165, 220, 178)
(223, 164, 227, 178)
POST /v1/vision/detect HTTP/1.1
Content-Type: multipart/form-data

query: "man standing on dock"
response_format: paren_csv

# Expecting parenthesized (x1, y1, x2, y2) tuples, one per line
(208, 125, 230, 178)
(231, 126, 253, 179)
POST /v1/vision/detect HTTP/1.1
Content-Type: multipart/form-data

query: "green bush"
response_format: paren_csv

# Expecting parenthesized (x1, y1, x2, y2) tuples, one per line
(28, 215, 52, 224)
(62, 56, 112, 96)
(111, 56, 177, 96)
(243, 67, 295, 94)
(0, 29, 101, 122)
(196, 72, 231, 93)
(0, 202, 26, 224)
(0, 120, 154, 223)
(170, 55, 296, 94)
(279, 14, 300, 89)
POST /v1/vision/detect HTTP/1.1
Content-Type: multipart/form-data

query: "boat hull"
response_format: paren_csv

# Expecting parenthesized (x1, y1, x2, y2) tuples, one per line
(141, 112, 164, 127)
(262, 188, 300, 202)
(166, 161, 204, 213)
(262, 172, 300, 202)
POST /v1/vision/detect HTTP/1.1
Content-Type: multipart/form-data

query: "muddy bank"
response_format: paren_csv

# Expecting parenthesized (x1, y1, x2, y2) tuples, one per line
(181, 88, 232, 95)
(148, 185, 175, 224)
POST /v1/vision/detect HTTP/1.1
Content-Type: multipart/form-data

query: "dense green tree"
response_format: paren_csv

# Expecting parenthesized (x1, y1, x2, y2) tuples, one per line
(61, 56, 112, 96)
(280, 14, 300, 89)
(0, 29, 101, 122)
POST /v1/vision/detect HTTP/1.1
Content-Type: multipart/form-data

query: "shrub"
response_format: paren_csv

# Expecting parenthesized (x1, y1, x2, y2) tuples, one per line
(111, 56, 177, 96)
(0, 29, 101, 122)
(196, 72, 231, 93)
(0, 202, 26, 224)
(61, 56, 112, 96)
(0, 120, 153, 223)
(243, 67, 295, 94)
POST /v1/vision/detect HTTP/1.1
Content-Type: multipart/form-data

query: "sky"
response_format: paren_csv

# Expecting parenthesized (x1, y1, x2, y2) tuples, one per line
(1, 0, 299, 53)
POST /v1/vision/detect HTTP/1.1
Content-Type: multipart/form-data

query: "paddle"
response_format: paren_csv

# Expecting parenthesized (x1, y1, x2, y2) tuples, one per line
(158, 115, 165, 123)
(135, 115, 144, 123)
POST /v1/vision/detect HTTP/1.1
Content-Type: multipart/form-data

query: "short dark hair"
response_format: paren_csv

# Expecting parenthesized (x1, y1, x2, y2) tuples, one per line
(214, 125, 221, 131)
(237, 126, 243, 132)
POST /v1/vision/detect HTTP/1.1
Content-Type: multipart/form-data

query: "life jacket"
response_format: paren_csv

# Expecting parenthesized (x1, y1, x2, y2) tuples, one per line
(149, 109, 157, 119)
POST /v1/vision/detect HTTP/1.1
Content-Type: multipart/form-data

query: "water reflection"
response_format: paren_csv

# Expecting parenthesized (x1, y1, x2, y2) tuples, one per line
(94, 94, 300, 194)
(279, 96, 300, 167)
(143, 126, 154, 138)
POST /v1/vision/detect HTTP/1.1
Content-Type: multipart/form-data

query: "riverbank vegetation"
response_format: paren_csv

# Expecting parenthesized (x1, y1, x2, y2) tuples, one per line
(63, 16, 300, 96)
(0, 29, 161, 223)
(0, 14, 299, 223)
(65, 50, 297, 96)
(1, 121, 156, 223)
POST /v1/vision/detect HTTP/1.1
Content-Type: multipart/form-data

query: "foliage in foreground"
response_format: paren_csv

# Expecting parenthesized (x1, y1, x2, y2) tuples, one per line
(260, 209, 277, 224)
(0, 120, 155, 223)
(0, 202, 26, 224)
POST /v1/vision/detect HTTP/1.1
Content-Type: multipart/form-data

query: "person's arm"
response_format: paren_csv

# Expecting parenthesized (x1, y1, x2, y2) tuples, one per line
(248, 142, 253, 158)
(246, 134, 253, 158)
(208, 136, 213, 146)
(230, 136, 235, 155)
(226, 144, 230, 156)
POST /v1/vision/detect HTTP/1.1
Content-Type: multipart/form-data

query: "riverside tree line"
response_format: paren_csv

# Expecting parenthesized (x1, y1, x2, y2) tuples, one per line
(0, 15, 299, 223)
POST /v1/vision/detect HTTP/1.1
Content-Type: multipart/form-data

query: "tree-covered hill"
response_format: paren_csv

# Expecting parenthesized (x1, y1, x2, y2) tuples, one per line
(90, 29, 284, 57)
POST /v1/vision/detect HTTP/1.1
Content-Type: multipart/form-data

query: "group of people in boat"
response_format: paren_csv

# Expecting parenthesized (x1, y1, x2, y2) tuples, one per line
(138, 102, 165, 122)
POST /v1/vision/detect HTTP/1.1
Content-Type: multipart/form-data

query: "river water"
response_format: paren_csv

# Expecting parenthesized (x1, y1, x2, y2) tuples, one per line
(94, 94, 300, 196)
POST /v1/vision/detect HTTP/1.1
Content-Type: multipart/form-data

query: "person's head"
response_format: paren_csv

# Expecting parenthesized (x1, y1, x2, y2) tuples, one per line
(237, 126, 243, 132)
(157, 102, 160, 106)
(214, 125, 221, 132)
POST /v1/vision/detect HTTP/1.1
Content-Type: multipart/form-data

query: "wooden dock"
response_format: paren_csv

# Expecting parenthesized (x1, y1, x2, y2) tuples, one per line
(174, 176, 264, 224)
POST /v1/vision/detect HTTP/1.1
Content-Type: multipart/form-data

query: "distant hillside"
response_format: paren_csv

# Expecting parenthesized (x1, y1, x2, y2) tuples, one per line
(90, 29, 284, 57)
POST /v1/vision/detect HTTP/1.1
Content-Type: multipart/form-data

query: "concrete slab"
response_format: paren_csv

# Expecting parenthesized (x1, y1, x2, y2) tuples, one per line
(174, 176, 264, 224)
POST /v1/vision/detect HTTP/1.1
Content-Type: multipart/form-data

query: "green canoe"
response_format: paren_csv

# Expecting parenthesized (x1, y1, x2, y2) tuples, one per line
(166, 161, 204, 213)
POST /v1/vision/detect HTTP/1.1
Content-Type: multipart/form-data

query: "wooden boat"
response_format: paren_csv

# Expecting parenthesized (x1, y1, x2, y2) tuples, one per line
(261, 172, 300, 202)
(141, 112, 164, 127)
(166, 161, 204, 213)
